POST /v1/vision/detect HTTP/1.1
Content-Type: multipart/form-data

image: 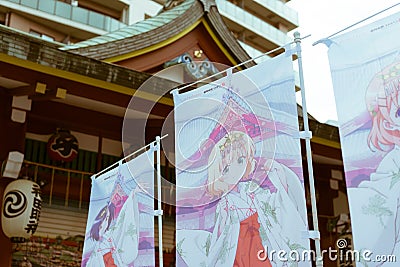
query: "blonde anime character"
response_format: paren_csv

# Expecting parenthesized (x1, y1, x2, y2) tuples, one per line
(177, 131, 309, 267)
(346, 61, 400, 265)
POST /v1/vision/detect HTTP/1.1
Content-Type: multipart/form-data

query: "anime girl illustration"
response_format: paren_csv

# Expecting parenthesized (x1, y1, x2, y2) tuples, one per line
(345, 60, 400, 263)
(82, 168, 142, 267)
(174, 55, 310, 266)
(175, 95, 310, 266)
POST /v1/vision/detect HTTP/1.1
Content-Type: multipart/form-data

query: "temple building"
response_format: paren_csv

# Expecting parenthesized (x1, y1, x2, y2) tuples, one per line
(0, 1, 346, 266)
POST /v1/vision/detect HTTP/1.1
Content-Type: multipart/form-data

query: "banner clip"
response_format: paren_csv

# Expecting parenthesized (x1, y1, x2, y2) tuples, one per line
(301, 230, 320, 240)
(294, 131, 312, 139)
(154, 210, 164, 216)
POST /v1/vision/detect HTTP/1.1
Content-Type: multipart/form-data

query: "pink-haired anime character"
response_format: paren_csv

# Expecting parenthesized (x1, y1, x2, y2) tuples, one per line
(366, 62, 400, 150)
(347, 61, 400, 263)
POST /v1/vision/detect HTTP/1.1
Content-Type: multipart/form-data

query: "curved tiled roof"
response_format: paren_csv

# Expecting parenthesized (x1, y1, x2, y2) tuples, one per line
(61, 0, 195, 51)
(61, 0, 255, 68)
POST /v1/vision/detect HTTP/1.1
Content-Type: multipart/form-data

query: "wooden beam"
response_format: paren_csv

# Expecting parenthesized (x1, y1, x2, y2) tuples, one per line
(6, 82, 47, 96)
(0, 61, 173, 117)
(27, 101, 166, 141)
(7, 85, 34, 96)
(29, 88, 67, 101)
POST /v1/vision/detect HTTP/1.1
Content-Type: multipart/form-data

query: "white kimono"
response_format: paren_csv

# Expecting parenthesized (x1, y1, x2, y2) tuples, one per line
(177, 163, 310, 267)
(347, 146, 400, 266)
(86, 190, 140, 267)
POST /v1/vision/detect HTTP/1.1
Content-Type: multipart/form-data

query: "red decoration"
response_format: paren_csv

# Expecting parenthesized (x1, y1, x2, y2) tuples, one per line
(47, 129, 79, 162)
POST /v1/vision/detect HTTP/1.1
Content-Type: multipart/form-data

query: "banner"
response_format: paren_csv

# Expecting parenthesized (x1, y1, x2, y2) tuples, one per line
(327, 12, 400, 265)
(82, 150, 155, 267)
(174, 53, 310, 267)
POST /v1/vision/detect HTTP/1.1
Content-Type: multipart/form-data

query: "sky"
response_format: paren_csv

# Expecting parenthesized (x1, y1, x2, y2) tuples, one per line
(286, 0, 400, 124)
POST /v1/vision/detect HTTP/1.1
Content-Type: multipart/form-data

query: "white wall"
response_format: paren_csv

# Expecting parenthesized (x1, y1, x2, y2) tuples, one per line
(128, 0, 163, 24)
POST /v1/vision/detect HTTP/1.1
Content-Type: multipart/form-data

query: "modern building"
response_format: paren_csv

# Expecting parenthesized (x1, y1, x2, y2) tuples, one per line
(0, 1, 348, 267)
(122, 0, 299, 61)
(144, 0, 298, 57)
(0, 0, 298, 59)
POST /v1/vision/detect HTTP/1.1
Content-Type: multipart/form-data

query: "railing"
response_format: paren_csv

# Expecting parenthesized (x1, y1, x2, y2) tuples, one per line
(23, 160, 177, 214)
(3, 0, 127, 32)
(216, 0, 292, 47)
(24, 160, 93, 209)
(252, 0, 298, 27)
(0, 24, 178, 96)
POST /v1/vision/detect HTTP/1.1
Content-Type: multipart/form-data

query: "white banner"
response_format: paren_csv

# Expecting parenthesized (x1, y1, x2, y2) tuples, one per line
(82, 150, 155, 267)
(174, 53, 310, 267)
(328, 12, 400, 266)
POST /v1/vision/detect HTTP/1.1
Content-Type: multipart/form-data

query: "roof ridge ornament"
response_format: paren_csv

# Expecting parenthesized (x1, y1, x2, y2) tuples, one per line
(199, 0, 216, 12)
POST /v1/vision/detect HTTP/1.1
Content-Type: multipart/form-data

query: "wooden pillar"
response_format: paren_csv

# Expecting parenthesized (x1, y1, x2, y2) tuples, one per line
(0, 91, 28, 267)
(0, 178, 13, 267)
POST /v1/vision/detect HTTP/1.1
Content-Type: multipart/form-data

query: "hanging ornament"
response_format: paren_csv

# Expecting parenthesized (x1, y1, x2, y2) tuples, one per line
(1, 179, 42, 243)
(47, 129, 79, 162)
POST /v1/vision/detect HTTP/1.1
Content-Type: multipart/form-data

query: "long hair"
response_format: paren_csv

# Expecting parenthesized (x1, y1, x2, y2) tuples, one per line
(90, 203, 116, 241)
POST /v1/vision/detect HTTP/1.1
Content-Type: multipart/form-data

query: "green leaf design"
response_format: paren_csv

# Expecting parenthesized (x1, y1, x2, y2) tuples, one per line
(361, 194, 393, 226)
(177, 238, 185, 258)
(216, 243, 234, 264)
(284, 239, 307, 267)
(203, 234, 211, 256)
(261, 201, 278, 224)
(288, 242, 306, 251)
(126, 223, 137, 237)
(389, 168, 400, 189)
(216, 229, 234, 264)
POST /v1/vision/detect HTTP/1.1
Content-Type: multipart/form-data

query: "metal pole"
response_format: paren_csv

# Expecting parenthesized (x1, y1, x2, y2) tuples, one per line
(294, 31, 323, 267)
(156, 136, 164, 267)
(93, 134, 168, 178)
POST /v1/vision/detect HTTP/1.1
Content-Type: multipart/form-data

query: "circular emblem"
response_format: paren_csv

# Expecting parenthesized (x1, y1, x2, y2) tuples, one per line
(3, 190, 27, 218)
(47, 129, 79, 162)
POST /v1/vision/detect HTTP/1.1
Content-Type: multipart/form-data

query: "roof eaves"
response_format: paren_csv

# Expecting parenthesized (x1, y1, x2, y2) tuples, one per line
(61, 0, 197, 54)
(205, 5, 255, 68)
(0, 26, 179, 99)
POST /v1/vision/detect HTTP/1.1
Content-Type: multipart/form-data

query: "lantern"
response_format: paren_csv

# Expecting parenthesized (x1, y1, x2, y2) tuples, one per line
(47, 129, 79, 162)
(1, 179, 41, 242)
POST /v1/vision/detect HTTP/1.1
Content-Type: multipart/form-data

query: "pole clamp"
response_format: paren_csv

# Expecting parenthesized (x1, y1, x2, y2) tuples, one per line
(154, 210, 164, 216)
(302, 230, 320, 240)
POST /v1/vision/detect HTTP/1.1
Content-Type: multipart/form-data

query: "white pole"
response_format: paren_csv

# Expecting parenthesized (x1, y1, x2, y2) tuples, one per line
(294, 31, 323, 267)
(156, 136, 164, 267)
